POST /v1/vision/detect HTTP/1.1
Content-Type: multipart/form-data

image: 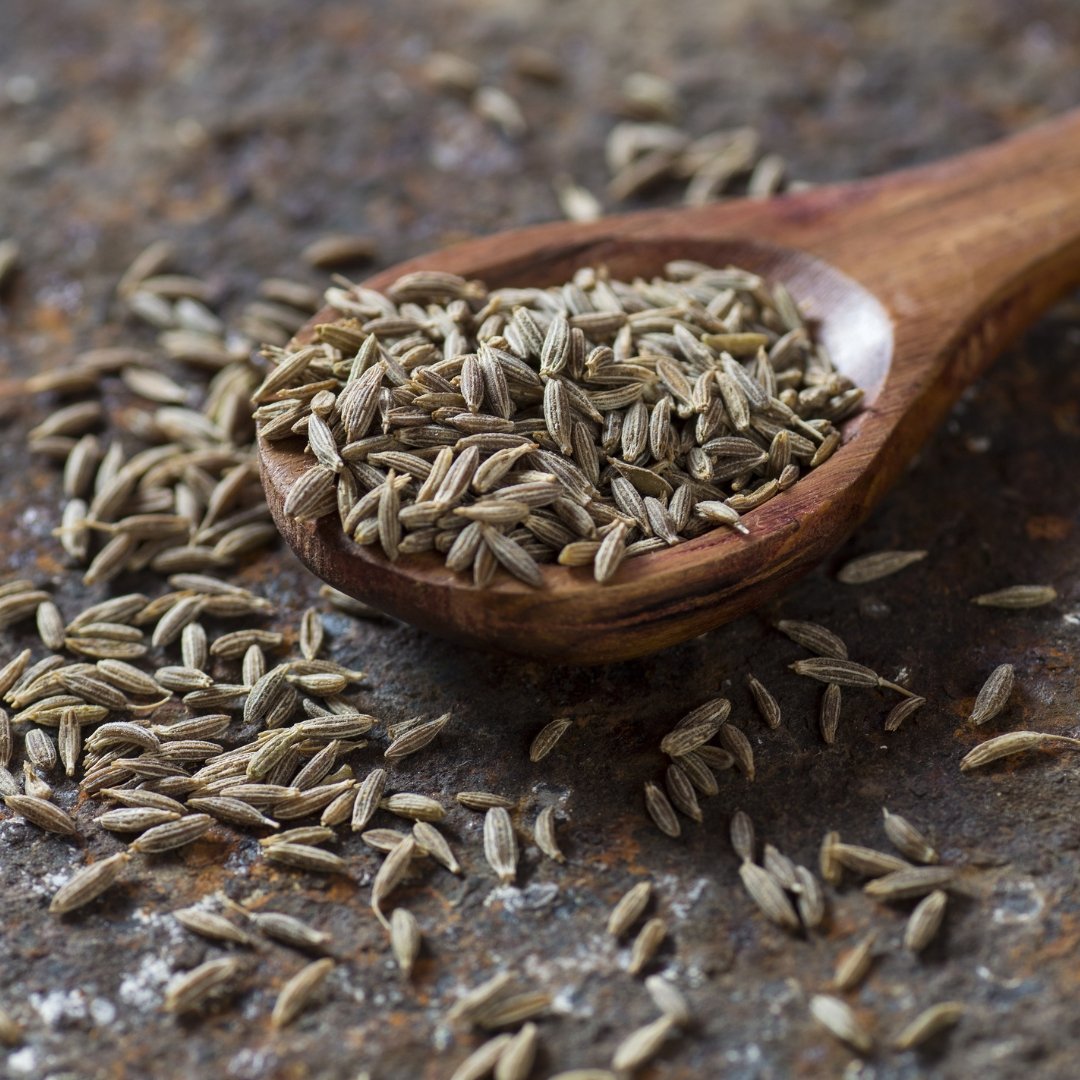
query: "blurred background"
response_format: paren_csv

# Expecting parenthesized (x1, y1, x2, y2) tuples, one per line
(1, 2, 1079, 1079)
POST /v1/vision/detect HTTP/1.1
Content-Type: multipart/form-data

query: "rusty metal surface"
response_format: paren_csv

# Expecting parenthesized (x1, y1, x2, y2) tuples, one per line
(1, 1, 1079, 1077)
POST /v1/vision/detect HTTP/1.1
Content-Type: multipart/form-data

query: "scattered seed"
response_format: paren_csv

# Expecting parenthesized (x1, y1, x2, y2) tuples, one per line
(972, 585, 1056, 608)
(607, 880, 652, 939)
(483, 806, 518, 884)
(627, 917, 667, 975)
(164, 957, 244, 1014)
(810, 994, 873, 1054)
(863, 866, 955, 902)
(883, 808, 938, 864)
(960, 730, 1080, 771)
(739, 861, 800, 930)
(272, 957, 334, 1028)
(893, 1001, 964, 1050)
(969, 663, 1015, 725)
(611, 1014, 676, 1072)
(833, 930, 877, 991)
(644, 780, 681, 837)
(529, 717, 572, 762)
(904, 889, 948, 952)
(837, 550, 927, 584)
(49, 851, 131, 914)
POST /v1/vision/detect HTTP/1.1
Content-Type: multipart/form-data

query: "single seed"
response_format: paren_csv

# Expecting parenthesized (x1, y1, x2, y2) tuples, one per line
(174, 907, 257, 947)
(904, 889, 948, 952)
(529, 717, 572, 761)
(820, 683, 841, 744)
(389, 908, 422, 977)
(644, 780, 680, 837)
(448, 1036, 513, 1080)
(412, 821, 461, 874)
(164, 957, 244, 1014)
(49, 851, 131, 914)
(960, 730, 1080, 771)
(775, 619, 849, 659)
(834, 930, 877, 991)
(611, 1015, 676, 1072)
(864, 866, 955, 902)
(730, 810, 755, 862)
(606, 881, 652, 939)
(385, 711, 450, 761)
(4, 794, 78, 835)
(456, 790, 515, 811)
(972, 585, 1056, 608)
(533, 805, 565, 863)
(837, 550, 927, 584)
(271, 957, 334, 1029)
(830, 842, 912, 877)
(810, 994, 873, 1054)
(483, 806, 519, 884)
(884, 695, 926, 732)
(883, 808, 938, 864)
(893, 1001, 964, 1050)
(746, 674, 781, 728)
(969, 663, 1015, 725)
(627, 917, 667, 975)
(644, 974, 692, 1026)
(739, 861, 800, 930)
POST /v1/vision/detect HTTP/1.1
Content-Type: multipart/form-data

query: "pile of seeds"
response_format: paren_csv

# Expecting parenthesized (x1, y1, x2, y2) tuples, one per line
(260, 261, 858, 586)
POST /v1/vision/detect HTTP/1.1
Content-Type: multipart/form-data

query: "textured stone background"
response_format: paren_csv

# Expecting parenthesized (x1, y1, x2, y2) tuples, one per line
(1, 1, 1079, 1077)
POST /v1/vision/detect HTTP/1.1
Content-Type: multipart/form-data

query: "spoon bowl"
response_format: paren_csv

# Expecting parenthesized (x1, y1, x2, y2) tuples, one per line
(260, 110, 1080, 663)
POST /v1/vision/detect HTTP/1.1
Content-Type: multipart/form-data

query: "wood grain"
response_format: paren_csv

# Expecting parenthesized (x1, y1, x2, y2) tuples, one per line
(260, 109, 1080, 664)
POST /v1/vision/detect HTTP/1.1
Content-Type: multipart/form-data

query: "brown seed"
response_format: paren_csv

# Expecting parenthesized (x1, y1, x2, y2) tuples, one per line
(883, 808, 938, 864)
(164, 957, 244, 1014)
(904, 889, 948, 952)
(837, 550, 927, 584)
(960, 730, 1080, 771)
(730, 810, 756, 862)
(606, 881, 652, 938)
(810, 994, 873, 1054)
(746, 674, 781, 729)
(611, 1015, 677, 1072)
(969, 663, 1015, 725)
(449, 1036, 513, 1080)
(775, 619, 849, 660)
(644, 781, 681, 837)
(529, 717, 572, 762)
(665, 762, 702, 823)
(884, 695, 926, 732)
(4, 794, 77, 835)
(718, 724, 755, 780)
(389, 908, 422, 977)
(412, 821, 461, 875)
(820, 683, 841, 744)
(351, 768, 388, 832)
(248, 911, 330, 953)
(739, 861, 800, 930)
(893, 1001, 964, 1050)
(864, 866, 955, 902)
(483, 806, 518, 884)
(265, 842, 349, 875)
(174, 907, 257, 947)
(627, 917, 667, 976)
(380, 793, 445, 822)
(49, 851, 131, 914)
(271, 957, 334, 1029)
(532, 805, 564, 863)
(831, 842, 911, 878)
(972, 585, 1056, 608)
(371, 836, 417, 928)
(130, 813, 212, 853)
(302, 234, 378, 269)
(456, 790, 516, 811)
(644, 974, 692, 1027)
(385, 712, 450, 761)
(834, 930, 877, 991)
(494, 1021, 539, 1080)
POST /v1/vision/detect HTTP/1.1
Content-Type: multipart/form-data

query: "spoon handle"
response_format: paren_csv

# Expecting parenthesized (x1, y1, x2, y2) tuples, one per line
(668, 108, 1080, 385)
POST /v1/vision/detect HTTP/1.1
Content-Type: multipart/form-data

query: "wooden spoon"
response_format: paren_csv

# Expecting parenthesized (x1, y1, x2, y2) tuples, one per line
(260, 109, 1080, 664)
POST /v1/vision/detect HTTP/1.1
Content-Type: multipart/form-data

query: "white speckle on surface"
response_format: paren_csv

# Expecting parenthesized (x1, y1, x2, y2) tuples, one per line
(118, 953, 174, 1011)
(657, 874, 710, 920)
(991, 877, 1045, 925)
(483, 882, 559, 911)
(228, 1047, 278, 1079)
(89, 997, 117, 1026)
(7, 1047, 38, 1074)
(30, 988, 87, 1027)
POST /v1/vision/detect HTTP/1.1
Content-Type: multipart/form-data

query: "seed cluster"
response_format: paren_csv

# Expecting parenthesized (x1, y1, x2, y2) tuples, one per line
(261, 261, 858, 586)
